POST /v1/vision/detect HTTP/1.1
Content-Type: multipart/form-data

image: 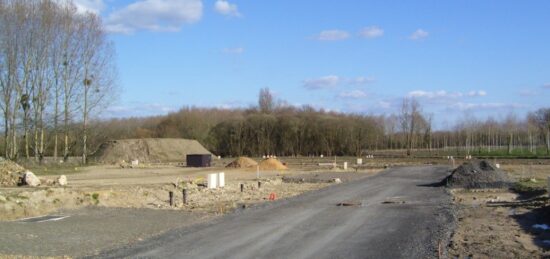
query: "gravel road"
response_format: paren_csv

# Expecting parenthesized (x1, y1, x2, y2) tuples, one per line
(95, 166, 456, 259)
(0, 207, 210, 257)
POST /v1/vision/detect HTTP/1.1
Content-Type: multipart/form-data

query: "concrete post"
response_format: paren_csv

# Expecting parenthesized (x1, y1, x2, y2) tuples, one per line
(182, 189, 187, 205)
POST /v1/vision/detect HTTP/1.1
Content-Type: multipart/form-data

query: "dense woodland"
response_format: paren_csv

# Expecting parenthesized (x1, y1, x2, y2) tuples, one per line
(1, 1, 550, 163)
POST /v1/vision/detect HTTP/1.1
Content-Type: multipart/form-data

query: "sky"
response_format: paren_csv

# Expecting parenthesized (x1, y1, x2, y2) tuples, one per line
(73, 0, 550, 128)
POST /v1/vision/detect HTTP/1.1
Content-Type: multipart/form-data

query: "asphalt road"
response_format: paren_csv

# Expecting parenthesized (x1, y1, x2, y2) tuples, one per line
(95, 166, 456, 259)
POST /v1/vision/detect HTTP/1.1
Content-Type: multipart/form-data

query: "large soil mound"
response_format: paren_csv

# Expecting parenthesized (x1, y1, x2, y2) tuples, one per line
(258, 158, 288, 170)
(0, 158, 26, 186)
(445, 160, 512, 189)
(90, 138, 212, 163)
(226, 157, 258, 168)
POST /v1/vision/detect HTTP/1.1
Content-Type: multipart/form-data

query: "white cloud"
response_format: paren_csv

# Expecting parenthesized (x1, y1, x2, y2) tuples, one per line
(315, 30, 350, 41)
(359, 26, 384, 39)
(348, 76, 375, 85)
(338, 90, 368, 99)
(379, 101, 391, 109)
(222, 47, 244, 54)
(409, 90, 459, 99)
(467, 90, 487, 97)
(303, 75, 374, 90)
(409, 29, 429, 40)
(214, 0, 241, 17)
(451, 102, 525, 111)
(519, 90, 537, 96)
(408, 90, 487, 99)
(303, 75, 341, 89)
(105, 102, 177, 117)
(105, 0, 203, 34)
(543, 83, 550, 89)
(53, 0, 105, 14)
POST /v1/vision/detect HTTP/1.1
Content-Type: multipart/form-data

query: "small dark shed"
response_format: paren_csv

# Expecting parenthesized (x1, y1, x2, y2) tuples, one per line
(186, 154, 212, 167)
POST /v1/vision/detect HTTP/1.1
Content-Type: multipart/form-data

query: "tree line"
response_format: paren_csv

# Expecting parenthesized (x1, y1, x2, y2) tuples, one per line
(0, 0, 116, 163)
(82, 88, 550, 159)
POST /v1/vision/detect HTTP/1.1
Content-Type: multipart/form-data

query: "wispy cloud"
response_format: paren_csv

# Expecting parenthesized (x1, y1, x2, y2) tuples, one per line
(315, 30, 350, 41)
(104, 102, 177, 118)
(519, 89, 537, 96)
(359, 26, 384, 39)
(303, 75, 341, 89)
(222, 47, 245, 54)
(543, 83, 550, 89)
(451, 102, 526, 111)
(408, 90, 487, 99)
(214, 0, 241, 17)
(338, 90, 368, 99)
(53, 0, 105, 14)
(349, 76, 375, 85)
(467, 90, 487, 97)
(409, 29, 429, 40)
(105, 0, 203, 34)
(303, 75, 374, 90)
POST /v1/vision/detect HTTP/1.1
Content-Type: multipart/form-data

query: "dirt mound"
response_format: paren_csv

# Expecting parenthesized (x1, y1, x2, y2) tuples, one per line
(226, 157, 258, 168)
(258, 158, 288, 170)
(445, 160, 512, 189)
(0, 158, 26, 186)
(90, 138, 212, 163)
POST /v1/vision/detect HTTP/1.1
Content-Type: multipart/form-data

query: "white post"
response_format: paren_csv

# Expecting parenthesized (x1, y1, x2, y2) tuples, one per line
(256, 165, 260, 179)
(218, 172, 225, 188)
(357, 158, 363, 165)
(208, 173, 217, 189)
(343, 162, 348, 170)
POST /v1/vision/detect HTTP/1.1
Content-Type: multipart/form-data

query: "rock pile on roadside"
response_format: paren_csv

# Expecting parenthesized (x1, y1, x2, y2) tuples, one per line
(444, 160, 512, 189)
(0, 158, 26, 186)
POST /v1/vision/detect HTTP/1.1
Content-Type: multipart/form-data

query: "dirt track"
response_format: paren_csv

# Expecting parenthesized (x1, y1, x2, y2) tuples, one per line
(94, 166, 455, 259)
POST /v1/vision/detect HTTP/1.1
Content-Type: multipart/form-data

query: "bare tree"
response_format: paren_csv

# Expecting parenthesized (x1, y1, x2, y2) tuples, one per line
(399, 98, 423, 156)
(258, 87, 274, 113)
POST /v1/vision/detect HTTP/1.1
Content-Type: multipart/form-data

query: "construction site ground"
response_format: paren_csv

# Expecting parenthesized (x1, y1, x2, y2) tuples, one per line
(0, 157, 548, 258)
(0, 157, 381, 257)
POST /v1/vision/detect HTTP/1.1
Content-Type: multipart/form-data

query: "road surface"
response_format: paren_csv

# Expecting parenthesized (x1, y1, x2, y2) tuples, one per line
(94, 166, 455, 259)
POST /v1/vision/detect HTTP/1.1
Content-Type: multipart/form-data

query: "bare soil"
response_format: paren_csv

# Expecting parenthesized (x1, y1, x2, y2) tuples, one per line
(449, 189, 550, 258)
(448, 162, 550, 258)
(89, 138, 212, 163)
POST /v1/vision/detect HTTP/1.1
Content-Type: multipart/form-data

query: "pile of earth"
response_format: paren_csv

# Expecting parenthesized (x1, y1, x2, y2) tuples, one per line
(259, 158, 288, 170)
(0, 158, 26, 186)
(90, 138, 212, 163)
(226, 157, 258, 168)
(444, 160, 512, 189)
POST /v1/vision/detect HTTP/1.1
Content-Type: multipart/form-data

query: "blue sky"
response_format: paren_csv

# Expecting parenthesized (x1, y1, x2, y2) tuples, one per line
(74, 0, 550, 128)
